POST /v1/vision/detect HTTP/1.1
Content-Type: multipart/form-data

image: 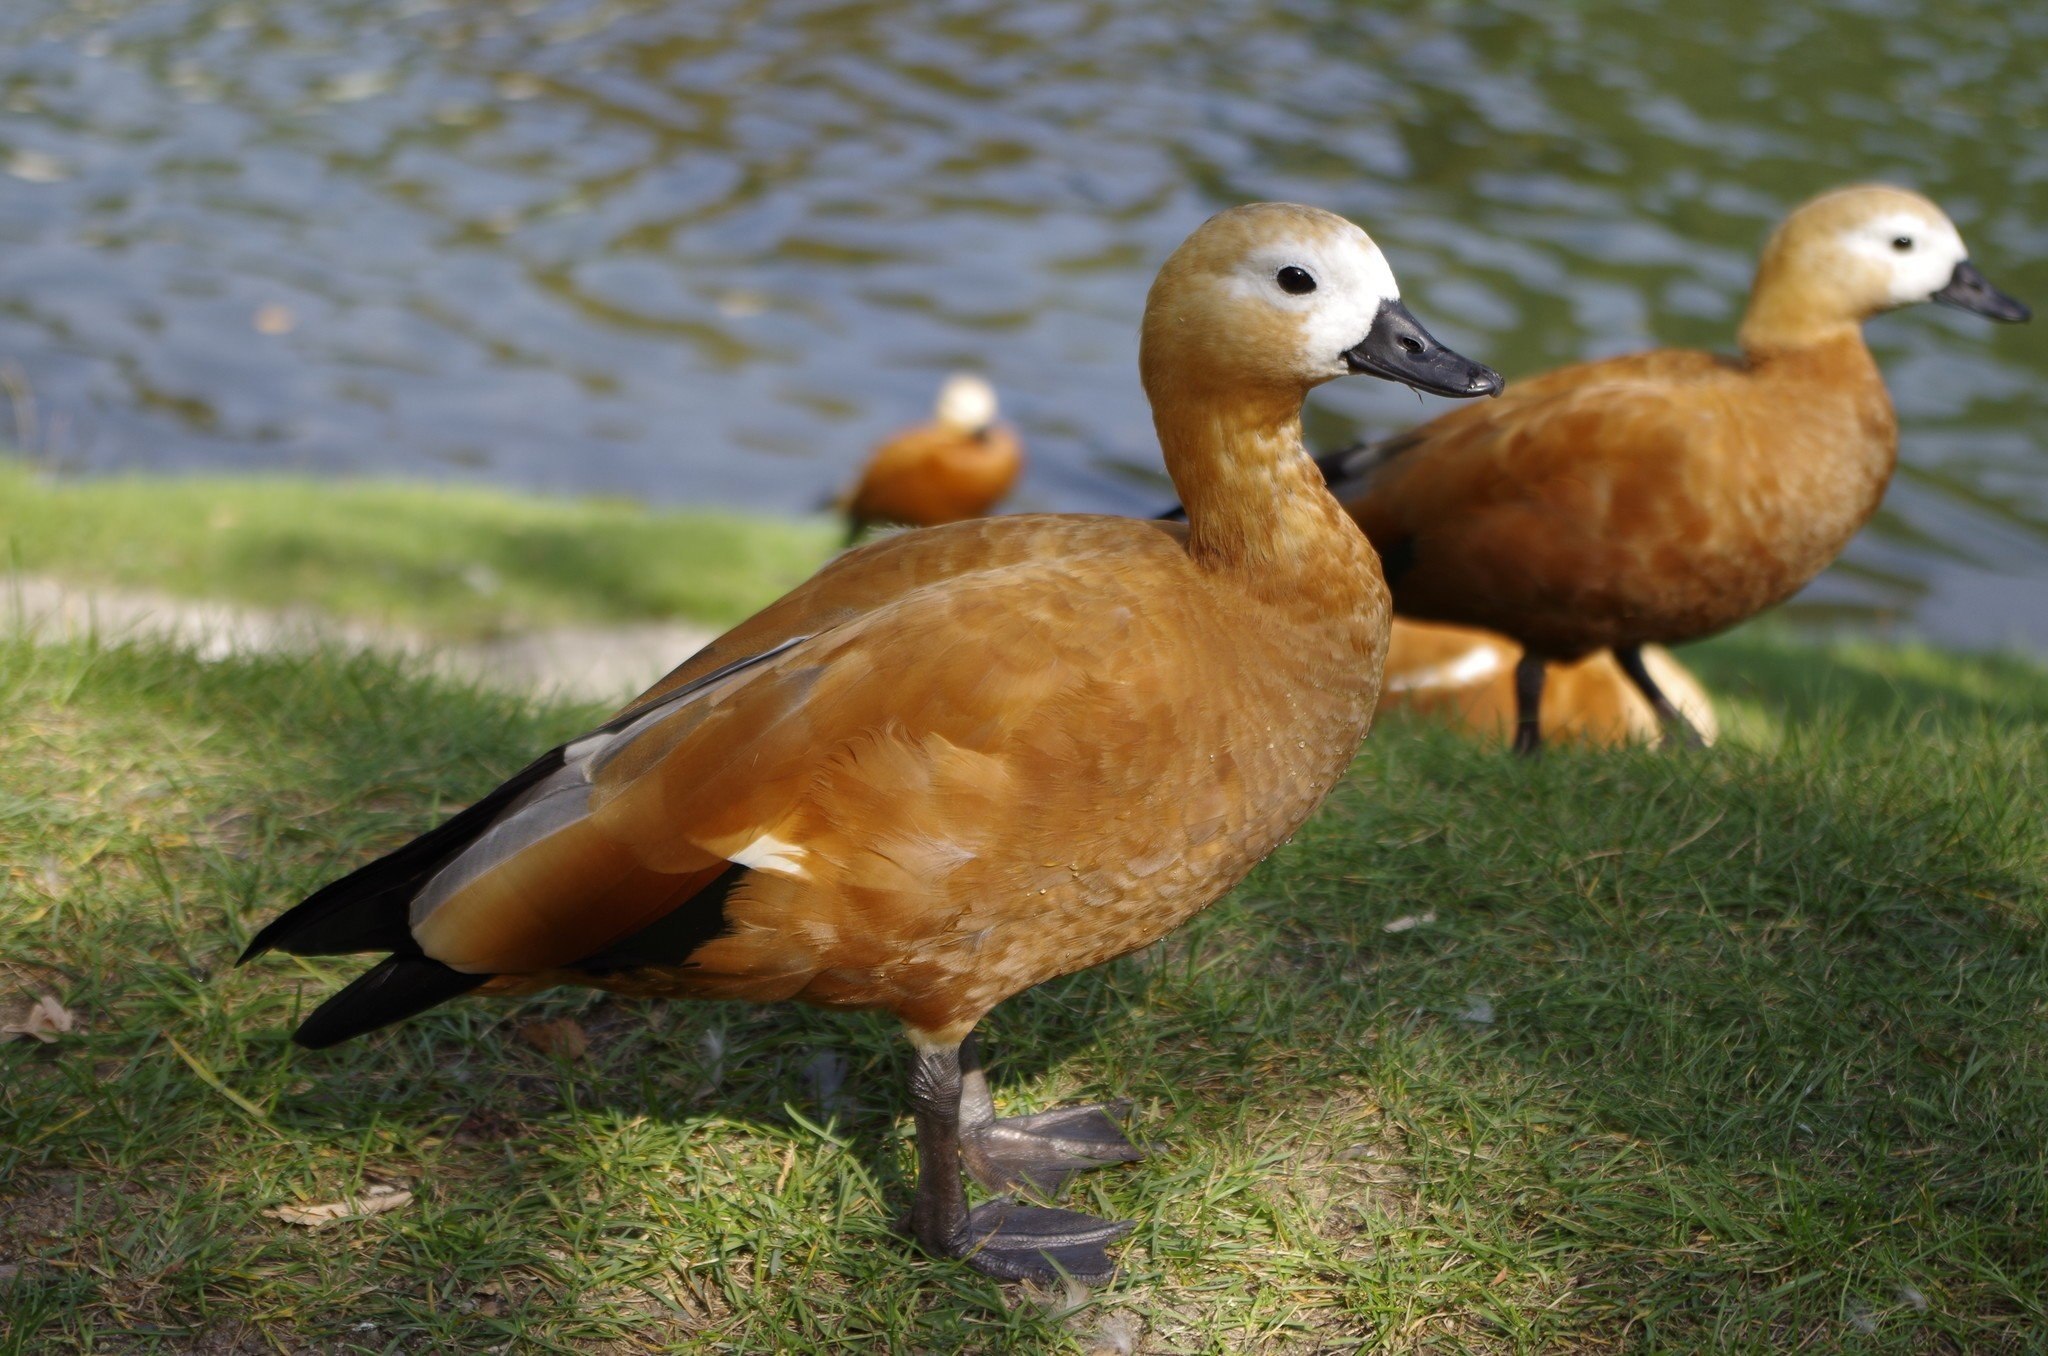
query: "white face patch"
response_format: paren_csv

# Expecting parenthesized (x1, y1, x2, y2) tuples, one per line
(1222, 222, 1402, 382)
(933, 373, 998, 432)
(1842, 208, 1968, 308)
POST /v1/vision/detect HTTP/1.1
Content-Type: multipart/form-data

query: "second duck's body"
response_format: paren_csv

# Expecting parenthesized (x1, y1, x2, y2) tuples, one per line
(1348, 336, 1894, 661)
(1326, 184, 2028, 751)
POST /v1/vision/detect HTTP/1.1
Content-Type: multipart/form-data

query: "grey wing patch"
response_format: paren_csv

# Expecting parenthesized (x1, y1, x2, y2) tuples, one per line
(407, 764, 595, 930)
(566, 633, 814, 769)
(408, 632, 814, 934)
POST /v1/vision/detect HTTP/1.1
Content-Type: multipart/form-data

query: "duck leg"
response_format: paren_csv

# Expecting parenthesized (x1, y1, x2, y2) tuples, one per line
(1512, 652, 1547, 756)
(1613, 645, 1707, 749)
(956, 1033, 1144, 1194)
(905, 1039, 1135, 1284)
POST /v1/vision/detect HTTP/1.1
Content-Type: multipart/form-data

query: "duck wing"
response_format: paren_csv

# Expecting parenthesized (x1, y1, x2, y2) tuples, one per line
(244, 515, 1202, 1045)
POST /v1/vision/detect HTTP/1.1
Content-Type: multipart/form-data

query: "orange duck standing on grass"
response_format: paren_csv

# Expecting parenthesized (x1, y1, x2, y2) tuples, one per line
(239, 203, 1501, 1286)
(1323, 184, 2027, 753)
(833, 373, 1024, 544)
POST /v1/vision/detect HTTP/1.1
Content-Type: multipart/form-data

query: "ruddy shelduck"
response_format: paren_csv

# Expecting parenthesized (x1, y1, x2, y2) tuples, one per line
(239, 203, 1502, 1285)
(1322, 184, 2028, 753)
(1382, 619, 1717, 748)
(834, 373, 1023, 543)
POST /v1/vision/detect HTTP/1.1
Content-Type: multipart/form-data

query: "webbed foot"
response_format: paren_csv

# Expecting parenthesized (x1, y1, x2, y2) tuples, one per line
(952, 1199, 1134, 1285)
(962, 1101, 1144, 1194)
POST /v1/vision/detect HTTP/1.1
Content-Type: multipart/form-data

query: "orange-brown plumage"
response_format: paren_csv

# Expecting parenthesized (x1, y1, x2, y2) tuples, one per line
(1345, 338, 1892, 659)
(464, 511, 1384, 1038)
(1330, 185, 2026, 749)
(241, 202, 1501, 1283)
(1381, 619, 1716, 748)
(837, 374, 1023, 540)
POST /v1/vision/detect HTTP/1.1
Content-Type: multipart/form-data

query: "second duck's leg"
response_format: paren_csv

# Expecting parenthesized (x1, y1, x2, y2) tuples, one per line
(1613, 645, 1707, 749)
(905, 1036, 1134, 1285)
(1512, 652, 1547, 756)
(956, 1033, 1144, 1194)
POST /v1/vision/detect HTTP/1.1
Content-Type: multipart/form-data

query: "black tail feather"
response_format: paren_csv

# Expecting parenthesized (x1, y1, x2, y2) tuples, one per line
(242, 634, 812, 968)
(573, 861, 747, 974)
(293, 955, 492, 1049)
(239, 745, 569, 963)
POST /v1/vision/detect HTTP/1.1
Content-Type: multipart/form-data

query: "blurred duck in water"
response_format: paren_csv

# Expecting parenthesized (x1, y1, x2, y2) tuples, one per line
(1381, 619, 1717, 748)
(239, 203, 1502, 1286)
(834, 373, 1023, 544)
(1320, 184, 2027, 753)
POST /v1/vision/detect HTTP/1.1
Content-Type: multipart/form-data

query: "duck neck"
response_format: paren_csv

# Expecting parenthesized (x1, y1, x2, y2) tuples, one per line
(1737, 270, 1867, 359)
(1158, 390, 1382, 615)
(1736, 322, 1890, 431)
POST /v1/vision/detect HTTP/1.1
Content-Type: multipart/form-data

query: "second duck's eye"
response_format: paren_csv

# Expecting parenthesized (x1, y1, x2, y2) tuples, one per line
(1276, 266, 1317, 295)
(1892, 236, 1914, 252)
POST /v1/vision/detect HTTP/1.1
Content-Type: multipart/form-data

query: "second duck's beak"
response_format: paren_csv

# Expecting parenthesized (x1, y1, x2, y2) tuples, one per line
(1342, 301, 1504, 398)
(1932, 261, 2031, 323)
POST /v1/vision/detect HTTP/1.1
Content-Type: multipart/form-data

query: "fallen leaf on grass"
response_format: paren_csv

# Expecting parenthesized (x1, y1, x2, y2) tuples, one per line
(264, 1183, 413, 1230)
(2, 994, 75, 1043)
(518, 1018, 588, 1060)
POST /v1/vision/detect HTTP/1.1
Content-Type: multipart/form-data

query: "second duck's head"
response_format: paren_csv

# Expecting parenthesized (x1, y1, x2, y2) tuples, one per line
(1141, 203, 1503, 412)
(1742, 184, 2031, 351)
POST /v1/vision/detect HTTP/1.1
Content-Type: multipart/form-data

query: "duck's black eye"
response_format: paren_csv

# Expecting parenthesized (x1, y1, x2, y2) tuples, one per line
(1892, 236, 1914, 252)
(1276, 265, 1317, 295)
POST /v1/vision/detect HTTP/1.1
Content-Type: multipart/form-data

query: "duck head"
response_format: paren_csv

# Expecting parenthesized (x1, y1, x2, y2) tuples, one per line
(1739, 184, 2030, 353)
(1140, 203, 1502, 408)
(932, 373, 999, 435)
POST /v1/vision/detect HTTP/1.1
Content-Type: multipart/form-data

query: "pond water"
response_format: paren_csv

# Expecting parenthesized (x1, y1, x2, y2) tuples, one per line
(0, 0, 2043, 648)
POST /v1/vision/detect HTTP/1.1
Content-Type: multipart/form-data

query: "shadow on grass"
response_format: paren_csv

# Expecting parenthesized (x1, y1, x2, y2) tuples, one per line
(2, 632, 2045, 1350)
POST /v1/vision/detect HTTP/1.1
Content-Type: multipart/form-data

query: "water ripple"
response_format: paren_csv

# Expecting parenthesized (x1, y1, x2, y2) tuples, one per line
(0, 0, 2042, 645)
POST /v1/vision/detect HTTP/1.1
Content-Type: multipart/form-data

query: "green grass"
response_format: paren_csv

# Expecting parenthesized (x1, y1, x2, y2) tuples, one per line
(1, 630, 2044, 1353)
(0, 459, 837, 637)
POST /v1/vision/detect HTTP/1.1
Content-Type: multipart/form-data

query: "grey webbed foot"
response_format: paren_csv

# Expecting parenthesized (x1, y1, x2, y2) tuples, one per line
(954, 1199, 1135, 1285)
(962, 1101, 1145, 1194)
(909, 1034, 1140, 1285)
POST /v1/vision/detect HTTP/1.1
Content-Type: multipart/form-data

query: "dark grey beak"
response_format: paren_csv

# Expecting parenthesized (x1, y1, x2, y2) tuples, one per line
(1932, 260, 2030, 323)
(1341, 300, 1504, 399)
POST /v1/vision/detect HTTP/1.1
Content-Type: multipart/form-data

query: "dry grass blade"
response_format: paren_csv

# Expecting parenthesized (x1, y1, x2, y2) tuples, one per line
(165, 1035, 282, 1136)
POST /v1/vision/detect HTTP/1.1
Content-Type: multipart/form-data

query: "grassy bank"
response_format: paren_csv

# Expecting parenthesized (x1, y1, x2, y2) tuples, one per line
(1, 627, 2043, 1353)
(0, 460, 837, 637)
